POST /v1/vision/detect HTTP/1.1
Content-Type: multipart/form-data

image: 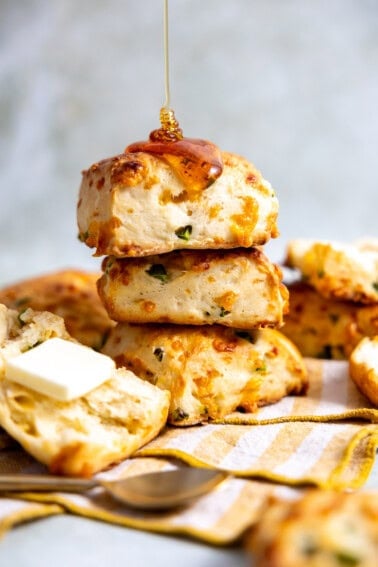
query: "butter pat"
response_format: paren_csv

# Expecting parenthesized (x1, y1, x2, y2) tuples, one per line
(5, 338, 115, 401)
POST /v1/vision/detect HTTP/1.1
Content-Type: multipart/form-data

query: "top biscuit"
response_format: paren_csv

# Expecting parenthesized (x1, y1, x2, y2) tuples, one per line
(77, 151, 279, 257)
(285, 239, 378, 304)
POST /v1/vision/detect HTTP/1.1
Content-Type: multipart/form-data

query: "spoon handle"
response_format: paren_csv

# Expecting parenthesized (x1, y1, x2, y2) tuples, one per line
(0, 474, 96, 493)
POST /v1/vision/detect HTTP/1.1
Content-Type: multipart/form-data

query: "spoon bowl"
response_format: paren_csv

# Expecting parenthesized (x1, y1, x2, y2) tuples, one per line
(0, 467, 229, 510)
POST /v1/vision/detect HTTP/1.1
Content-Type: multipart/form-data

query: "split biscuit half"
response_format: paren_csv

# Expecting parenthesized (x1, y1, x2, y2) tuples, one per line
(246, 490, 378, 567)
(0, 304, 170, 476)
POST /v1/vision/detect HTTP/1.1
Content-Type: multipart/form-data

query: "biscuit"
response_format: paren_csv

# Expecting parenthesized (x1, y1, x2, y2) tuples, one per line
(281, 282, 378, 359)
(247, 490, 378, 567)
(0, 270, 115, 349)
(349, 336, 378, 406)
(77, 151, 279, 257)
(285, 239, 378, 304)
(0, 305, 170, 476)
(98, 248, 288, 328)
(354, 237, 378, 253)
(102, 324, 308, 425)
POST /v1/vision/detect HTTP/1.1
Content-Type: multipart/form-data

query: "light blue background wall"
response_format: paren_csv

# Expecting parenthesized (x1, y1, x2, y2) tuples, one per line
(1, 0, 377, 285)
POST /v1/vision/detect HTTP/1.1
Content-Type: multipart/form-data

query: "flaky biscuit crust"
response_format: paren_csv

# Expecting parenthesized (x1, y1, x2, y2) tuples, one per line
(102, 324, 307, 425)
(77, 151, 279, 257)
(98, 248, 288, 328)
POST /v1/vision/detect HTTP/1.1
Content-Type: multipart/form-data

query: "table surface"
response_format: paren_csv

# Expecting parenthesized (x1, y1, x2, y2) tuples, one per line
(1, 459, 377, 567)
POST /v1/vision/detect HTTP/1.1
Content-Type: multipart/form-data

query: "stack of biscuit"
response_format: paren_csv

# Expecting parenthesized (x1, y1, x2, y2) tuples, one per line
(77, 148, 308, 425)
(282, 239, 378, 360)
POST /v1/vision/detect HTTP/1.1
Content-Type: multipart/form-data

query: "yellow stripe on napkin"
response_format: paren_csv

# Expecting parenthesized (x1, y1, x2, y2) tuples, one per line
(0, 498, 63, 538)
(136, 423, 378, 489)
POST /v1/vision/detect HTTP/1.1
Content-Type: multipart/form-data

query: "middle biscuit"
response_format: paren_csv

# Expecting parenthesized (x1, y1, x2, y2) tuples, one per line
(98, 248, 288, 329)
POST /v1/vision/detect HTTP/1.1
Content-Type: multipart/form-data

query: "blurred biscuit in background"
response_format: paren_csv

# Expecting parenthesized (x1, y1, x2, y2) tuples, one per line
(0, 269, 115, 350)
(281, 282, 378, 359)
(285, 239, 378, 304)
(246, 490, 378, 567)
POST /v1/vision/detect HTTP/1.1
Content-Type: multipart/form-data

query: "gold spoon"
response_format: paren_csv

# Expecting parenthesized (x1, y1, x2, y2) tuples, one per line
(0, 468, 229, 510)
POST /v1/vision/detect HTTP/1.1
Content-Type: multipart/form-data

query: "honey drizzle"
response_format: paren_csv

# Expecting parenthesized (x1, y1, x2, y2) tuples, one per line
(163, 0, 171, 110)
(152, 107, 183, 142)
(125, 0, 223, 193)
(153, 0, 183, 142)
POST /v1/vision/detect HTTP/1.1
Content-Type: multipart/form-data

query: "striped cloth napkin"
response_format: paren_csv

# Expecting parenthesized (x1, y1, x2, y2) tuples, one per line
(0, 359, 377, 544)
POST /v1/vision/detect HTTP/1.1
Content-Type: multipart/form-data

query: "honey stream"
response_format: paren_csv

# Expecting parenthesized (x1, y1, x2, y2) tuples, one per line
(125, 0, 223, 194)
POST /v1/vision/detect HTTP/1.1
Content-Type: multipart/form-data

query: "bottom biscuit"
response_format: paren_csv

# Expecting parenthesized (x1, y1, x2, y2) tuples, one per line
(102, 324, 308, 425)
